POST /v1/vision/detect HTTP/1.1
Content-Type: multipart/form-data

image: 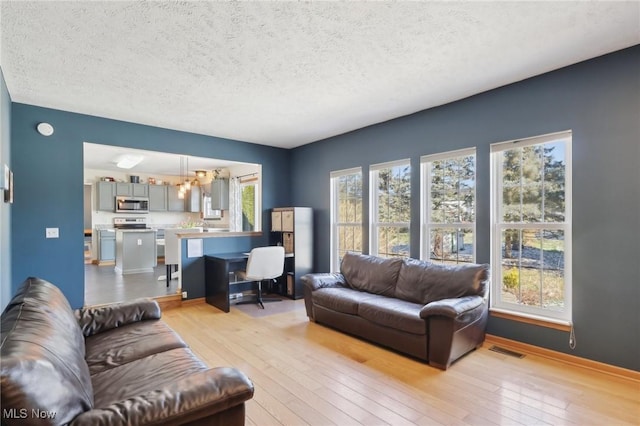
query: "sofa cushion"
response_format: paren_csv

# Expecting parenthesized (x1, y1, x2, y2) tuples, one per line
(85, 320, 188, 375)
(358, 297, 426, 335)
(313, 287, 384, 315)
(0, 277, 94, 425)
(90, 347, 209, 408)
(340, 252, 403, 297)
(395, 259, 489, 305)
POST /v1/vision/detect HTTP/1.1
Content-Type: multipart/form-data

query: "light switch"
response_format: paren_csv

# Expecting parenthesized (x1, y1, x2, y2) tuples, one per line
(46, 228, 59, 238)
(137, 239, 142, 245)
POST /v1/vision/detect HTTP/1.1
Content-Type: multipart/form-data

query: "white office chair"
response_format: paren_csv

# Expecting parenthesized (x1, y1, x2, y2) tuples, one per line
(163, 227, 202, 287)
(236, 246, 285, 309)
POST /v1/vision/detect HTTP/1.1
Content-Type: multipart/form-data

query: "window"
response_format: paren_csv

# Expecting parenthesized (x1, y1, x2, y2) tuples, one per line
(370, 160, 411, 258)
(240, 181, 258, 232)
(421, 148, 476, 264)
(491, 131, 572, 323)
(330, 168, 363, 271)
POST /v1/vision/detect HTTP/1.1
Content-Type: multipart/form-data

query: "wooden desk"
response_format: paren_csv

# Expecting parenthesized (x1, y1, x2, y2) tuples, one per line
(205, 253, 253, 313)
(204, 251, 293, 312)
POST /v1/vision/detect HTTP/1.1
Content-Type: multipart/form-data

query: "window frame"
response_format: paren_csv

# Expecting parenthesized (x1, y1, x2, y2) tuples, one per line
(369, 159, 411, 258)
(490, 130, 572, 324)
(420, 147, 477, 264)
(330, 167, 363, 272)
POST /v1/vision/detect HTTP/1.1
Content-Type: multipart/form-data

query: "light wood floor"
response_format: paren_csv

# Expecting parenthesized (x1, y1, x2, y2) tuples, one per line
(162, 302, 640, 426)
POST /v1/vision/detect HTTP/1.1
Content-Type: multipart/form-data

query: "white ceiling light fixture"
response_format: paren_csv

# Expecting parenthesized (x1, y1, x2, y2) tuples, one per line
(116, 154, 144, 169)
(36, 122, 54, 136)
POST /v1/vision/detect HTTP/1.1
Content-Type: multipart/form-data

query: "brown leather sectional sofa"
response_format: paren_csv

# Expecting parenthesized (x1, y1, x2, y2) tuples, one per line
(302, 253, 490, 369)
(1, 277, 254, 425)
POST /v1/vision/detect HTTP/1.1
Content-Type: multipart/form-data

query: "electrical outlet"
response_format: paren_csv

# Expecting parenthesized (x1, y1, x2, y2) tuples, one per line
(182, 291, 188, 299)
(45, 228, 59, 238)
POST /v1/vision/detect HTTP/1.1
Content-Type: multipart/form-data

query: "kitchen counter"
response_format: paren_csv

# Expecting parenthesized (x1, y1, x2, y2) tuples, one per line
(114, 229, 157, 275)
(176, 231, 262, 239)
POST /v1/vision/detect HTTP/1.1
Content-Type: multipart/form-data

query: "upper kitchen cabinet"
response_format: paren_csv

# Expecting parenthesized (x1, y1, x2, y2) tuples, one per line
(148, 185, 168, 211)
(210, 178, 229, 210)
(96, 181, 115, 211)
(167, 185, 185, 212)
(115, 182, 148, 197)
(186, 186, 201, 213)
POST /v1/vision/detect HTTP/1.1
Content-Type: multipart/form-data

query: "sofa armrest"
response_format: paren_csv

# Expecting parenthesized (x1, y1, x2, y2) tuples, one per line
(75, 298, 162, 337)
(70, 367, 254, 426)
(301, 273, 347, 291)
(419, 295, 484, 319)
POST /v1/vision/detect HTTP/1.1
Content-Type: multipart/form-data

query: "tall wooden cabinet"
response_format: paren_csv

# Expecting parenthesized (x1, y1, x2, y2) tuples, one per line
(270, 207, 313, 299)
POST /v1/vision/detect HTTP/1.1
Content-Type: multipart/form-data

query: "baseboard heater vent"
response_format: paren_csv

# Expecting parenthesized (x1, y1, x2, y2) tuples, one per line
(489, 345, 525, 358)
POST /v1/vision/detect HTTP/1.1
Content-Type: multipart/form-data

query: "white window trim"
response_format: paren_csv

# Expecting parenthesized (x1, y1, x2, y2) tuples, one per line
(420, 148, 476, 263)
(490, 130, 572, 323)
(369, 159, 411, 257)
(330, 167, 362, 272)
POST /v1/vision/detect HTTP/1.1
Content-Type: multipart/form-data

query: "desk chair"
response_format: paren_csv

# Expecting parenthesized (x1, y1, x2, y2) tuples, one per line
(236, 246, 285, 309)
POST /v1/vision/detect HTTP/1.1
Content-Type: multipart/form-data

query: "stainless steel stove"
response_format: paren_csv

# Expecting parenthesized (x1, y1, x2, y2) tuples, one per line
(113, 217, 149, 229)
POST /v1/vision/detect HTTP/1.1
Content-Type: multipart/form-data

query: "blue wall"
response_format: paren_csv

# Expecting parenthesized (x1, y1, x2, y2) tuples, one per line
(290, 46, 640, 371)
(0, 68, 12, 311)
(9, 106, 290, 308)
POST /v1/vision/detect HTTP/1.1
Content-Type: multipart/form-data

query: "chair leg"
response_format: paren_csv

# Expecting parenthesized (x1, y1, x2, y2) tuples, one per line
(166, 265, 170, 287)
(235, 280, 282, 309)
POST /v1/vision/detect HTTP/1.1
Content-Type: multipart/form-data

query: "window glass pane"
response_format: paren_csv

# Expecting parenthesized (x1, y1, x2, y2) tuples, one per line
(543, 142, 566, 223)
(502, 186, 521, 222)
(377, 226, 409, 258)
(542, 229, 565, 310)
(377, 164, 411, 224)
(522, 145, 543, 185)
(502, 149, 522, 186)
(500, 228, 566, 309)
(522, 184, 542, 222)
(430, 228, 473, 264)
(460, 188, 475, 223)
(241, 185, 255, 231)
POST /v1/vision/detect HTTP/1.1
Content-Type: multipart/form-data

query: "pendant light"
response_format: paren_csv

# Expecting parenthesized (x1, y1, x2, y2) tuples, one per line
(183, 156, 191, 191)
(178, 157, 185, 199)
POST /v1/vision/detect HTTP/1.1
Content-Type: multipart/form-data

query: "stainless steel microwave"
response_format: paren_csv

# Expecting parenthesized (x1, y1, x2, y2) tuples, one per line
(115, 196, 149, 214)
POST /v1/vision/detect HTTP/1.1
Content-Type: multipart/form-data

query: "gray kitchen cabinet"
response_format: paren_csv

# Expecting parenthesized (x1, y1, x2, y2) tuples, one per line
(186, 186, 201, 213)
(95, 181, 115, 211)
(148, 185, 167, 211)
(115, 183, 148, 197)
(98, 229, 116, 262)
(210, 178, 229, 210)
(115, 182, 132, 196)
(132, 183, 148, 197)
(167, 185, 185, 212)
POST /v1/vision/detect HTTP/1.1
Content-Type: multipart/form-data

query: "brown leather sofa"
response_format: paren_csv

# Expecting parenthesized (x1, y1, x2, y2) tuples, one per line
(302, 253, 490, 369)
(1, 277, 254, 425)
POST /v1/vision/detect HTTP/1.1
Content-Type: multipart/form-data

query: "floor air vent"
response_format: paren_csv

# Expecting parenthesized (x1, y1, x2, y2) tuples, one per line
(489, 345, 525, 358)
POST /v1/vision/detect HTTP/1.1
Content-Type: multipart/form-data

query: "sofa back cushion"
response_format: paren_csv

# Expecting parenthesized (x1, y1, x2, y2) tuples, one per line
(340, 252, 402, 297)
(1, 277, 94, 425)
(395, 258, 489, 305)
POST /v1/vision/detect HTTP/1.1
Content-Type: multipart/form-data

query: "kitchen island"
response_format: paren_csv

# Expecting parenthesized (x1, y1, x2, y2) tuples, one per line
(114, 229, 157, 275)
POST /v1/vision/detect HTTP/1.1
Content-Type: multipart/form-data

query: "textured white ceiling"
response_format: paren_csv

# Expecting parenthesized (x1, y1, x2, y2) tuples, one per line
(1, 1, 639, 148)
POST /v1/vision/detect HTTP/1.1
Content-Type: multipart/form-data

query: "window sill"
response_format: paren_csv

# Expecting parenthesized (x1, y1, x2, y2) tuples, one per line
(490, 308, 571, 332)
